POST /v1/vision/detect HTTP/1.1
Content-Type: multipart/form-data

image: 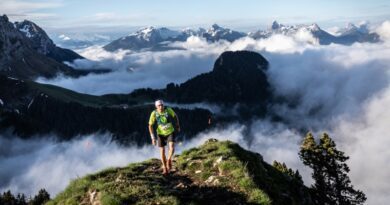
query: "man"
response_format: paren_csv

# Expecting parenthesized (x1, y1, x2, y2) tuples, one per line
(148, 99, 180, 174)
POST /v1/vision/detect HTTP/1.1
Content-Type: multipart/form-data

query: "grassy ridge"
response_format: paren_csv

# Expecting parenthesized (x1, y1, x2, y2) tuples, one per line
(27, 81, 119, 107)
(48, 140, 311, 205)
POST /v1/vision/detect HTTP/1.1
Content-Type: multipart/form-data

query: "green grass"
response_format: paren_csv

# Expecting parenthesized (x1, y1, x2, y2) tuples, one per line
(27, 81, 112, 107)
(26, 81, 148, 108)
(48, 140, 310, 205)
(176, 140, 272, 205)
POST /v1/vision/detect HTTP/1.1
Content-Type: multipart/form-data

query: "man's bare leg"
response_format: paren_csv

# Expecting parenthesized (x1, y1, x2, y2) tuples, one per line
(167, 141, 175, 171)
(160, 147, 168, 174)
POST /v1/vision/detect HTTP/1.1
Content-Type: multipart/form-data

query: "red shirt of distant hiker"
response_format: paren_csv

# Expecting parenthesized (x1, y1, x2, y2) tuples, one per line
(148, 100, 180, 175)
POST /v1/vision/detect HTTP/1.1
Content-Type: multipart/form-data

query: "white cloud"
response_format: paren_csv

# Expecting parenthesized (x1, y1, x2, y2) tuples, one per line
(0, 0, 62, 13)
(37, 32, 318, 95)
(376, 20, 390, 42)
(38, 45, 218, 95)
(0, 134, 158, 197)
(0, 0, 62, 22)
(294, 28, 319, 44)
(265, 42, 390, 130)
(333, 87, 390, 205)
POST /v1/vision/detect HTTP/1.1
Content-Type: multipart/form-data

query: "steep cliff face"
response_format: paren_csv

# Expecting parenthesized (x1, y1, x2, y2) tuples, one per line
(0, 15, 86, 80)
(14, 20, 84, 63)
(48, 140, 312, 205)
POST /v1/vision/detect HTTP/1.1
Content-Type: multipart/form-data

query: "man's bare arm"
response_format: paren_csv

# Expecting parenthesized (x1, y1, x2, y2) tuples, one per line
(149, 124, 156, 145)
(175, 115, 180, 132)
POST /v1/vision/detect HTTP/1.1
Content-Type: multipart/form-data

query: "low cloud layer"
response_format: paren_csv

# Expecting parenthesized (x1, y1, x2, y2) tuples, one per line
(38, 46, 218, 95)
(8, 20, 390, 204)
(0, 123, 310, 199)
(0, 134, 158, 197)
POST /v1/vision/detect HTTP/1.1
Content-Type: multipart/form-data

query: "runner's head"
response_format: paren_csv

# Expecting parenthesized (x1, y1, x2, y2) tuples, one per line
(155, 99, 164, 111)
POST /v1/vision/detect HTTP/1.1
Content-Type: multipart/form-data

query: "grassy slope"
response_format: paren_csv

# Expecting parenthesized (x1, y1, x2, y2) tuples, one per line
(26, 81, 145, 108)
(48, 140, 310, 205)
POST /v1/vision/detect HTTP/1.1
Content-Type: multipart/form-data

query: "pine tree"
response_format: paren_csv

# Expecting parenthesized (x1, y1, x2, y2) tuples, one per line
(272, 160, 303, 183)
(30, 189, 50, 205)
(299, 132, 366, 205)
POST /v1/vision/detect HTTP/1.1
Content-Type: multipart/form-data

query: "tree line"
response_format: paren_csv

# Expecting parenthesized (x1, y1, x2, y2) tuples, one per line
(0, 189, 50, 205)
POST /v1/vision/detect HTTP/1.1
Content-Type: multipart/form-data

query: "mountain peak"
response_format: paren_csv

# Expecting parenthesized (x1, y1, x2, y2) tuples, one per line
(308, 23, 320, 31)
(48, 139, 312, 204)
(213, 50, 268, 73)
(340, 22, 372, 36)
(271, 20, 280, 30)
(211, 23, 222, 30)
(15, 20, 41, 38)
(140, 26, 155, 33)
(172, 50, 270, 104)
(346, 22, 358, 30)
(0, 14, 9, 22)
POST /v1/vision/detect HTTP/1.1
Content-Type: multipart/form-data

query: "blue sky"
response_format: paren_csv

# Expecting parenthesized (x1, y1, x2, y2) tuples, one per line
(1, 0, 389, 31)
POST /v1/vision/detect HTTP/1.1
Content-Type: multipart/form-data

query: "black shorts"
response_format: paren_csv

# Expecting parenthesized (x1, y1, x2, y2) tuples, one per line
(157, 132, 175, 147)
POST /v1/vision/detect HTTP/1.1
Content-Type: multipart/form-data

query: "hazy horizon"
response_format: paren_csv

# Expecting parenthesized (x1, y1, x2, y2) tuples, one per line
(1, 0, 389, 33)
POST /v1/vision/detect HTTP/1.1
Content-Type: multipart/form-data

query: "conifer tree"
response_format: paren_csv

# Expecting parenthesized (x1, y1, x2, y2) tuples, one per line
(30, 189, 50, 205)
(299, 132, 366, 205)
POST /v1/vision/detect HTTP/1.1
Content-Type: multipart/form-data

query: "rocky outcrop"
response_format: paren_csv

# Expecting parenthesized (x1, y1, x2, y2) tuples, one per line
(0, 15, 91, 80)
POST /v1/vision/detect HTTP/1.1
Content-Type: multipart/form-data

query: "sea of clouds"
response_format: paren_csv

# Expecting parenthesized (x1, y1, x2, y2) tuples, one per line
(2, 21, 390, 204)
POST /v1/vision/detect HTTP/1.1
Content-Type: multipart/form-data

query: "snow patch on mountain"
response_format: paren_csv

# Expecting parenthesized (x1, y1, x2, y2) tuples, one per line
(130, 26, 181, 40)
(18, 24, 34, 38)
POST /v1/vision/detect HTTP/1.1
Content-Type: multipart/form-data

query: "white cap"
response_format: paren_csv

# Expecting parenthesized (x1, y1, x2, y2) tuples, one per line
(155, 99, 164, 106)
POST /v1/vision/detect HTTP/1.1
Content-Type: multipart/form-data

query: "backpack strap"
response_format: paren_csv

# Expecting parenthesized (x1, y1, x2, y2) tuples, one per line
(155, 108, 174, 125)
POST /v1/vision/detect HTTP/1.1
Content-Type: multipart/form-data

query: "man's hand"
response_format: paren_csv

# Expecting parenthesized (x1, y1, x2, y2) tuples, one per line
(151, 133, 156, 146)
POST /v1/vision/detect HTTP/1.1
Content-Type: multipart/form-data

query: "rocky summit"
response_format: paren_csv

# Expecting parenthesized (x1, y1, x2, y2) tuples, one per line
(0, 15, 91, 80)
(48, 139, 312, 205)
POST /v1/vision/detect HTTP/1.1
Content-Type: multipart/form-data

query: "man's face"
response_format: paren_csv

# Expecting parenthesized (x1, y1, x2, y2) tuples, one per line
(156, 103, 164, 112)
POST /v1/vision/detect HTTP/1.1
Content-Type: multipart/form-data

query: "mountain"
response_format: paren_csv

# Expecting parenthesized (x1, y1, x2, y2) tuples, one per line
(103, 26, 186, 52)
(14, 20, 84, 63)
(201, 24, 246, 42)
(168, 50, 270, 104)
(103, 24, 246, 52)
(104, 21, 381, 52)
(48, 139, 312, 205)
(131, 50, 271, 118)
(249, 21, 380, 45)
(0, 75, 211, 144)
(0, 15, 102, 80)
(334, 22, 380, 45)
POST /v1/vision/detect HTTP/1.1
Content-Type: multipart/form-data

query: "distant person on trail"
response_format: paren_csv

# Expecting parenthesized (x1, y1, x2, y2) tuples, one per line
(148, 99, 180, 175)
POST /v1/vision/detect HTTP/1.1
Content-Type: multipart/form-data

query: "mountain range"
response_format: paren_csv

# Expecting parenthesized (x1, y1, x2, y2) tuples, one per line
(104, 21, 380, 52)
(0, 15, 108, 80)
(249, 21, 379, 45)
(103, 24, 247, 51)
